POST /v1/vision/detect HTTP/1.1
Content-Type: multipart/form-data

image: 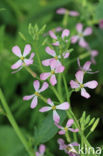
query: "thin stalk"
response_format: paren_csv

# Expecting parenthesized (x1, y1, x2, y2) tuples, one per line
(0, 89, 35, 156)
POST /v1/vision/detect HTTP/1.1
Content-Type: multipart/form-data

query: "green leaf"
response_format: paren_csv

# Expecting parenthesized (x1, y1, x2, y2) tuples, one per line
(34, 110, 66, 145)
(95, 0, 103, 20)
(0, 126, 26, 156)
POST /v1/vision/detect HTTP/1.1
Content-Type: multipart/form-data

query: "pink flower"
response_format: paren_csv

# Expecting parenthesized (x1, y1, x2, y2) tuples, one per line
(70, 71, 98, 99)
(99, 20, 103, 29)
(11, 44, 34, 73)
(86, 46, 99, 64)
(39, 98, 70, 123)
(77, 59, 92, 73)
(43, 27, 63, 37)
(55, 119, 79, 135)
(58, 138, 79, 155)
(42, 46, 70, 66)
(77, 59, 99, 74)
(40, 60, 65, 86)
(36, 144, 45, 156)
(49, 29, 70, 46)
(23, 80, 48, 109)
(56, 8, 79, 16)
(71, 23, 92, 48)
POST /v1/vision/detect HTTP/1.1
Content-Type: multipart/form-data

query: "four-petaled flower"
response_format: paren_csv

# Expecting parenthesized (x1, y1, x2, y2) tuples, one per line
(70, 71, 98, 98)
(36, 144, 46, 156)
(71, 23, 92, 48)
(58, 138, 79, 156)
(55, 119, 79, 135)
(11, 44, 34, 73)
(49, 29, 70, 46)
(39, 98, 70, 123)
(42, 46, 70, 67)
(56, 8, 79, 17)
(23, 80, 48, 109)
(40, 60, 64, 86)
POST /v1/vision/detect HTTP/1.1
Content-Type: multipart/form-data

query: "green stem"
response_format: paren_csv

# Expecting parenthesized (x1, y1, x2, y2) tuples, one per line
(0, 89, 35, 156)
(24, 66, 37, 78)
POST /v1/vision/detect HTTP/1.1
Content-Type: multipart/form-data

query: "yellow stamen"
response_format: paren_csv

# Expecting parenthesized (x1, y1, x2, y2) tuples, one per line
(34, 92, 40, 96)
(54, 56, 58, 60)
(80, 84, 84, 88)
(52, 105, 56, 110)
(64, 127, 68, 132)
(51, 70, 55, 74)
(20, 56, 24, 60)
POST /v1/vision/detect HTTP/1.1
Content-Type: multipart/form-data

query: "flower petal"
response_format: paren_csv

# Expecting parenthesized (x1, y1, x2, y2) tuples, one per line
(42, 58, 52, 66)
(30, 96, 38, 109)
(91, 50, 98, 57)
(49, 30, 57, 39)
(69, 11, 79, 16)
(23, 44, 31, 57)
(75, 70, 84, 84)
(33, 80, 40, 91)
(47, 98, 54, 106)
(11, 60, 22, 69)
(83, 61, 91, 71)
(68, 128, 79, 132)
(63, 52, 70, 58)
(53, 110, 60, 123)
(29, 52, 35, 60)
(55, 65, 65, 73)
(36, 152, 40, 156)
(71, 35, 79, 43)
(39, 106, 51, 112)
(12, 46, 22, 57)
(55, 122, 63, 129)
(50, 74, 57, 86)
(56, 8, 67, 14)
(23, 95, 34, 100)
(84, 81, 98, 89)
(81, 88, 90, 99)
(76, 23, 83, 33)
(79, 38, 88, 48)
(70, 142, 79, 146)
(70, 80, 79, 89)
(39, 82, 49, 92)
(56, 102, 69, 110)
(24, 59, 33, 65)
(45, 47, 56, 56)
(52, 41, 60, 46)
(58, 130, 65, 135)
(39, 144, 45, 154)
(66, 119, 74, 127)
(83, 27, 92, 36)
(61, 29, 70, 39)
(57, 138, 65, 150)
(40, 72, 50, 80)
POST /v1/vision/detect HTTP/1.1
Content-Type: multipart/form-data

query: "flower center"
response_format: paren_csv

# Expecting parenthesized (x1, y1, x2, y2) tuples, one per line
(52, 105, 56, 110)
(79, 33, 83, 37)
(80, 84, 84, 88)
(34, 92, 40, 96)
(51, 70, 55, 74)
(64, 127, 68, 132)
(66, 146, 72, 152)
(20, 56, 24, 60)
(54, 56, 58, 60)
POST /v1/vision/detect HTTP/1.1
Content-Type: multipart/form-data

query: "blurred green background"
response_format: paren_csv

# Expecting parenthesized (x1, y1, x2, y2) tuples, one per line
(0, 0, 103, 155)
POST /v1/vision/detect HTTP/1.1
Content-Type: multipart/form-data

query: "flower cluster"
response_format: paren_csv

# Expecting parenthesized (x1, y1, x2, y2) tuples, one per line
(11, 7, 99, 156)
(58, 138, 79, 156)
